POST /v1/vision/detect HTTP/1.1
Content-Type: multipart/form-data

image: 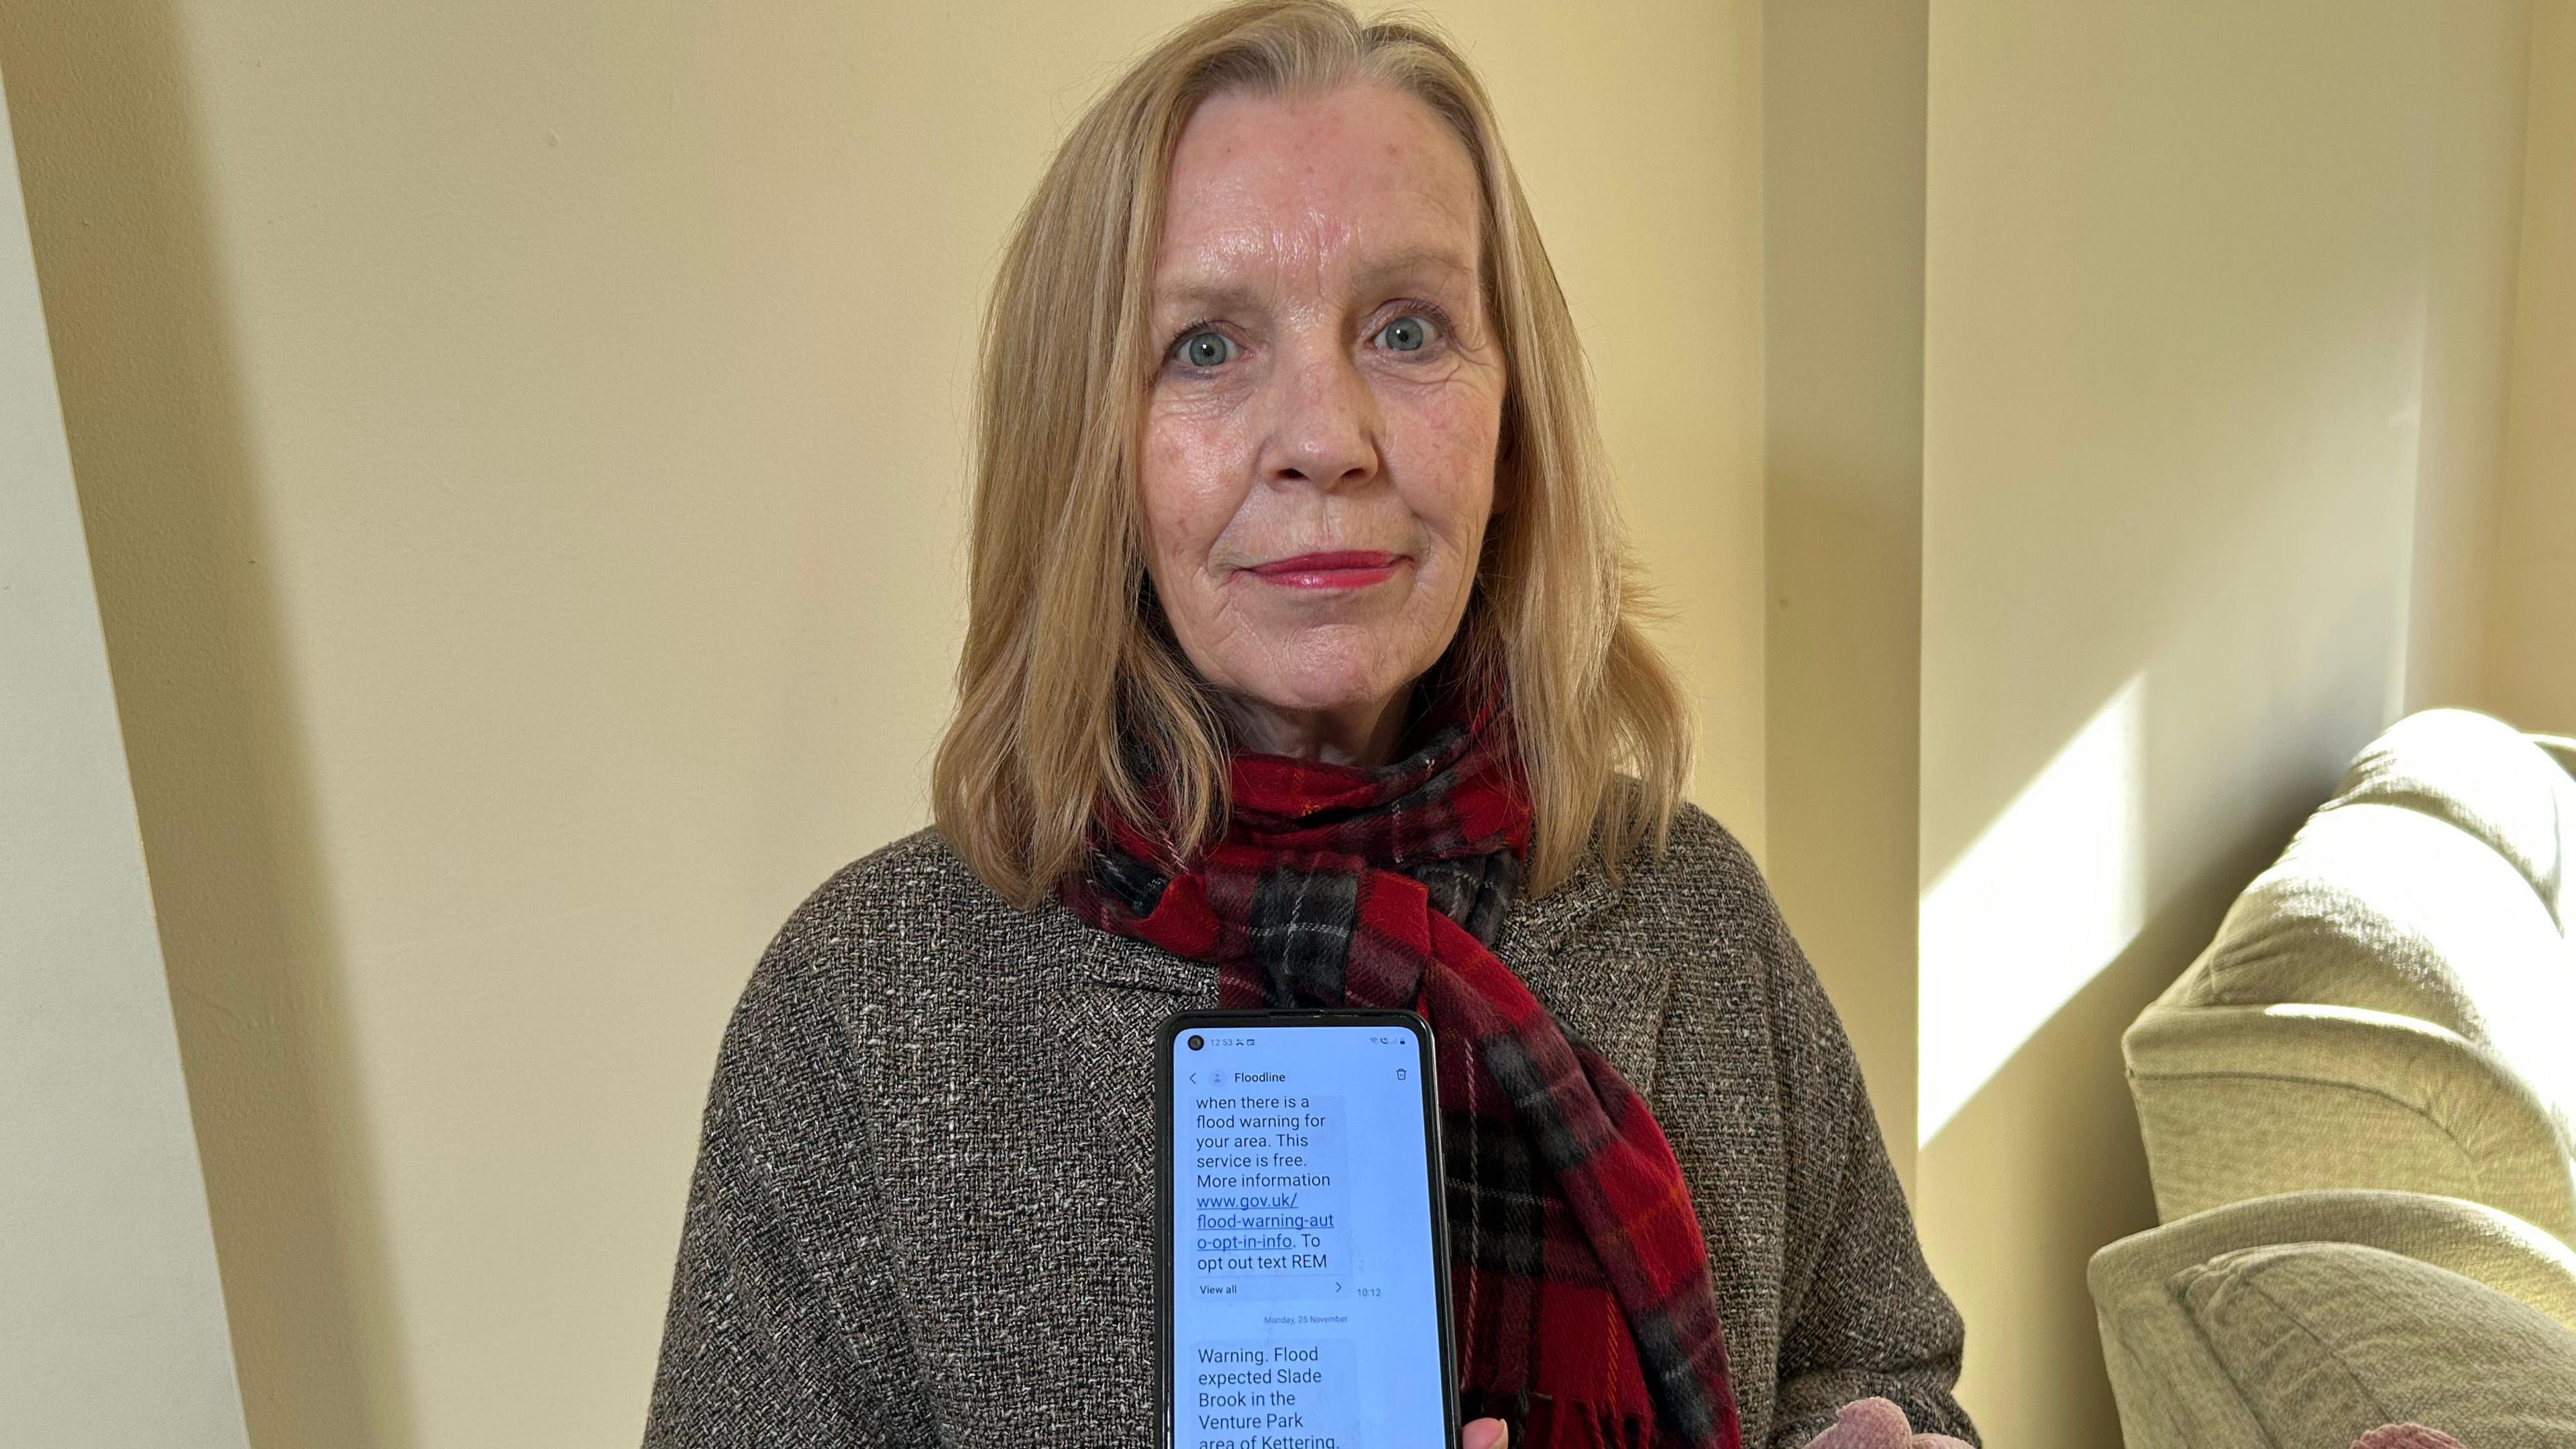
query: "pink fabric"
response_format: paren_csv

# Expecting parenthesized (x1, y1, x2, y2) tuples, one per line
(1798, 1399, 1972, 1449)
(2349, 1428, 2465, 1449)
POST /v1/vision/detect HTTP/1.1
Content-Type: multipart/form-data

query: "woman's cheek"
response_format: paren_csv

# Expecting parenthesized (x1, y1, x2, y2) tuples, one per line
(1387, 400, 1501, 538)
(1140, 425, 1228, 572)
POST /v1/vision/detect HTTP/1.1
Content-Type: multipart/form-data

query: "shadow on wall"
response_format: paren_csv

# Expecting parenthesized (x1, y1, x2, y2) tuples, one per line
(1913, 566, 2414, 1444)
(0, 3, 411, 1446)
(1918, 841, 2279, 1444)
(1764, 466, 1926, 1187)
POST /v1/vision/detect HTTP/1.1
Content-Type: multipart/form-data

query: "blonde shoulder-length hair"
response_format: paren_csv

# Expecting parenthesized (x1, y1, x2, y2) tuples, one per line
(932, 0, 1694, 910)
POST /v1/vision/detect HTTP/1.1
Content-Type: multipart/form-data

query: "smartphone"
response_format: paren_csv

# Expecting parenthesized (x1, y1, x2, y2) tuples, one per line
(1157, 1009, 1460, 1449)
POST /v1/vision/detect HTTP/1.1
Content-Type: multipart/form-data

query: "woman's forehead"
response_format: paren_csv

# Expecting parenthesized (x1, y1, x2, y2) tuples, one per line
(1154, 84, 1480, 301)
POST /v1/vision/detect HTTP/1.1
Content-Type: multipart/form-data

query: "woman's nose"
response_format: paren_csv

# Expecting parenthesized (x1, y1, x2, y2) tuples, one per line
(1258, 343, 1379, 492)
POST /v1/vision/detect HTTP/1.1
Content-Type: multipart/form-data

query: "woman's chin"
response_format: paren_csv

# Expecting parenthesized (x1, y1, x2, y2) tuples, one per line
(1216, 626, 1446, 709)
(1227, 657, 1413, 716)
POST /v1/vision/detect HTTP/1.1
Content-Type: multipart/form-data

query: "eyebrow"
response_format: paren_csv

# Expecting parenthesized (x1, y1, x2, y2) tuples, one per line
(1150, 246, 1479, 315)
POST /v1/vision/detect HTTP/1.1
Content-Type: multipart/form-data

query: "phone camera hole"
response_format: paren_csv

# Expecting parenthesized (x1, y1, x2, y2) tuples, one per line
(1186, 1034, 1204, 1051)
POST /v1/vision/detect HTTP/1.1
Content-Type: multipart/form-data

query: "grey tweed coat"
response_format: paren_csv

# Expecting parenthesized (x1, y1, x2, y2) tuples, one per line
(643, 802, 1976, 1448)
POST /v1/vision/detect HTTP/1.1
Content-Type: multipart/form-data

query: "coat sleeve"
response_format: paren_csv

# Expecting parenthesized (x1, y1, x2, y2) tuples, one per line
(1754, 887, 1979, 1448)
(643, 947, 936, 1448)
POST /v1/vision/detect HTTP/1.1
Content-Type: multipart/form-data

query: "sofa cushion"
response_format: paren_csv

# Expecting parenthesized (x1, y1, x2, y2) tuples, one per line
(2331, 710, 2576, 932)
(2176, 1240, 2576, 1448)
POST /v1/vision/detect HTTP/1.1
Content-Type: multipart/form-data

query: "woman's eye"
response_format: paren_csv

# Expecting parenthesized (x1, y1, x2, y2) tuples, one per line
(1175, 330, 1236, 368)
(1375, 313, 1442, 354)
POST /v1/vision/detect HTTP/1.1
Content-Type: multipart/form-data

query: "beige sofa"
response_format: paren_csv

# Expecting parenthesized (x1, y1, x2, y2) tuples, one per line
(2095, 710, 2576, 1444)
(2124, 709, 2576, 1240)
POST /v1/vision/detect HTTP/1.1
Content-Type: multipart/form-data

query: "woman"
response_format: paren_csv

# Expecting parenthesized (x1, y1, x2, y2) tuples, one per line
(645, 3, 1976, 1446)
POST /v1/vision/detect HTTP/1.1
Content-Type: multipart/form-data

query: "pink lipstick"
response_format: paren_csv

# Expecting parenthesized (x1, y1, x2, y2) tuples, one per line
(1242, 550, 1405, 590)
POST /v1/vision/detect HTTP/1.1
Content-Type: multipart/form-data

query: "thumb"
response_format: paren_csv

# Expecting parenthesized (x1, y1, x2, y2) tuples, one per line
(1461, 1417, 1509, 1449)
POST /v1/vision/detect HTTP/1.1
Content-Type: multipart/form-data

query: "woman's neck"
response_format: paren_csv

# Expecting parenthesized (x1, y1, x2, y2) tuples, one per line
(1223, 682, 1417, 767)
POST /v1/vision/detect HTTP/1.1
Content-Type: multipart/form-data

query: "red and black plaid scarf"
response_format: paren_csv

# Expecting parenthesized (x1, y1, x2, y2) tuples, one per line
(1059, 678, 1742, 1449)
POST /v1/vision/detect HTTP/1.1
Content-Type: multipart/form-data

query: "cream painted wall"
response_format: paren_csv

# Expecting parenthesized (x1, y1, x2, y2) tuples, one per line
(1761, 0, 1926, 1191)
(1916, 3, 2536, 1446)
(2491, 1, 2576, 735)
(0, 61, 249, 1448)
(2406, 0, 2548, 714)
(0, 3, 1764, 1445)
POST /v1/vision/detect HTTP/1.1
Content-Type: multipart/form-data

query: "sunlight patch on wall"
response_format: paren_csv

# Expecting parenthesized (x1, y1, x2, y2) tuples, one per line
(1919, 675, 2149, 1145)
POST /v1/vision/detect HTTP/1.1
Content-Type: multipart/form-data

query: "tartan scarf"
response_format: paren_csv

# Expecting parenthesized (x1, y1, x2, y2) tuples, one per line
(1058, 678, 1743, 1449)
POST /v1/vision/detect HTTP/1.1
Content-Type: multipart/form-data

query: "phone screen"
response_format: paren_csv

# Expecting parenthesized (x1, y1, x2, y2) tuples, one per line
(1159, 1011, 1456, 1449)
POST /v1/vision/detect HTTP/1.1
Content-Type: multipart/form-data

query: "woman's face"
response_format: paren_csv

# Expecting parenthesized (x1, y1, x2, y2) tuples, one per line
(1138, 83, 1506, 753)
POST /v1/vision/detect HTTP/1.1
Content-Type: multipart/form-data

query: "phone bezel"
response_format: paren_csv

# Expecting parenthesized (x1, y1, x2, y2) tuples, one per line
(1155, 1008, 1461, 1448)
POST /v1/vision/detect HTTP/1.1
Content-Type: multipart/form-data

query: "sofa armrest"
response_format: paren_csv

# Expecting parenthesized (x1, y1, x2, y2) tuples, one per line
(2123, 1001, 2576, 1243)
(2092, 1189, 2576, 1329)
(2090, 1190, 2576, 1449)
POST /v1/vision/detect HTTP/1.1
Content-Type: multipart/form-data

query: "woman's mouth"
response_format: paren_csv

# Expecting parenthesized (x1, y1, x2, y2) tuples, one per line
(1240, 550, 1407, 591)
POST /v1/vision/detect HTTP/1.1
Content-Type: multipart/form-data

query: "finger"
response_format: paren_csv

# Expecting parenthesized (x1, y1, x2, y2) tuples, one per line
(1808, 1399, 1911, 1448)
(1461, 1416, 1509, 1449)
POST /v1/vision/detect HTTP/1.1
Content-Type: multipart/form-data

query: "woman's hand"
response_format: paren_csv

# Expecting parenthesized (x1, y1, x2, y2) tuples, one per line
(1801, 1397, 1970, 1449)
(1462, 1417, 1509, 1449)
